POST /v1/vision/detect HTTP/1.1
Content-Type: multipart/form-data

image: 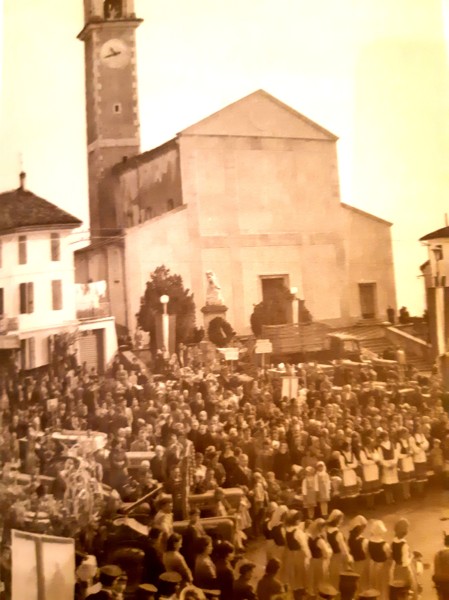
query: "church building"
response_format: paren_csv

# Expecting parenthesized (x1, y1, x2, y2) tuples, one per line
(75, 0, 397, 336)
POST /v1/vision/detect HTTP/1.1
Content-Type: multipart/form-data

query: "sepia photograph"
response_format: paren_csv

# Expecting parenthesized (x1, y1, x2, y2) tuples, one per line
(1, 1, 449, 598)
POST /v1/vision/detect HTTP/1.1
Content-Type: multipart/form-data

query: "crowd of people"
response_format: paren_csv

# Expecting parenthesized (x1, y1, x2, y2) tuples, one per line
(0, 341, 448, 599)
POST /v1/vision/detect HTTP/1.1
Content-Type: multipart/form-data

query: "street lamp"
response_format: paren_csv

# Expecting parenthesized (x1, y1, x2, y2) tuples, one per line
(160, 295, 169, 355)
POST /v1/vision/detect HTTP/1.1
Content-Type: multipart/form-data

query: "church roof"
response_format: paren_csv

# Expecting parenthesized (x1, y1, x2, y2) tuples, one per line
(341, 202, 392, 226)
(0, 185, 82, 234)
(179, 89, 338, 141)
(419, 226, 449, 241)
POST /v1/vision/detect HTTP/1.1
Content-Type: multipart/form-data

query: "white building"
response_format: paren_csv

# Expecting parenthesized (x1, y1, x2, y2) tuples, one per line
(0, 173, 117, 372)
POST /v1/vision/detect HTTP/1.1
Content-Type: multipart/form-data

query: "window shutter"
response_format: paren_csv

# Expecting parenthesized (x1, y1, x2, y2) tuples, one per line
(19, 283, 26, 314)
(51, 233, 60, 261)
(52, 280, 62, 310)
(18, 236, 27, 264)
(27, 282, 34, 313)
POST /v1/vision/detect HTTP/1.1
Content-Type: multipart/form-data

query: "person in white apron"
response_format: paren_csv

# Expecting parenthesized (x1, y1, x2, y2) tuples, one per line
(281, 509, 311, 600)
(410, 423, 430, 497)
(315, 461, 331, 519)
(302, 466, 318, 519)
(265, 504, 288, 561)
(377, 431, 399, 505)
(347, 515, 369, 592)
(338, 442, 359, 498)
(326, 509, 353, 589)
(306, 518, 332, 598)
(366, 520, 391, 600)
(359, 436, 382, 509)
(396, 427, 415, 500)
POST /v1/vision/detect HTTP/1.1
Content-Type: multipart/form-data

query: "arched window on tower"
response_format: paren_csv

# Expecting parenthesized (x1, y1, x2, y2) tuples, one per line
(104, 0, 122, 19)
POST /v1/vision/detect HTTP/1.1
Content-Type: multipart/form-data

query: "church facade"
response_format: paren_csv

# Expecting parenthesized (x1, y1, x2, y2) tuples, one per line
(75, 0, 397, 336)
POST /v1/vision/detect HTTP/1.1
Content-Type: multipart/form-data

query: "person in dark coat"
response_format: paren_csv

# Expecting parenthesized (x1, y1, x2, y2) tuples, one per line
(234, 561, 257, 600)
(214, 541, 235, 600)
(182, 508, 206, 570)
(256, 558, 284, 600)
(142, 527, 165, 586)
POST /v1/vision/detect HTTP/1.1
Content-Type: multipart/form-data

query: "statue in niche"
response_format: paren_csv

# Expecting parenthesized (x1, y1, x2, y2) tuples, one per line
(104, 0, 122, 19)
(205, 271, 224, 306)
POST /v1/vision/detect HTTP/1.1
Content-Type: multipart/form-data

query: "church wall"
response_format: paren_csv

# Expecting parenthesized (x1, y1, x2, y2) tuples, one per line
(179, 135, 342, 237)
(124, 206, 193, 333)
(178, 133, 348, 330)
(342, 206, 396, 320)
(114, 144, 183, 228)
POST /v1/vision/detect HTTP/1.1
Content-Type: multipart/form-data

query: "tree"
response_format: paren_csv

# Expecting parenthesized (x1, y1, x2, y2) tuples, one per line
(137, 266, 196, 350)
(250, 284, 295, 336)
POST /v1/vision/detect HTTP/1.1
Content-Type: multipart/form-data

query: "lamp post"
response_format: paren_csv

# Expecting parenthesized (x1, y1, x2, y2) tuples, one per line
(160, 294, 169, 356)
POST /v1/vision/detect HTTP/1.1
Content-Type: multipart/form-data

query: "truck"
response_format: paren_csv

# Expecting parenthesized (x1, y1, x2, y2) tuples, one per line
(261, 323, 362, 363)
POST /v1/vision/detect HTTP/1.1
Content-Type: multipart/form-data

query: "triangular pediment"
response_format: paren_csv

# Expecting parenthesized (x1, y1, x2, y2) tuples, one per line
(180, 90, 337, 140)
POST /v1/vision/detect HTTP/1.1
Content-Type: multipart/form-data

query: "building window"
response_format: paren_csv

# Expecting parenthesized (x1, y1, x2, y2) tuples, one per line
(18, 235, 27, 265)
(0, 240, 2, 268)
(167, 198, 174, 211)
(113, 103, 122, 114)
(0, 288, 3, 316)
(51, 233, 61, 261)
(19, 282, 34, 314)
(52, 280, 63, 310)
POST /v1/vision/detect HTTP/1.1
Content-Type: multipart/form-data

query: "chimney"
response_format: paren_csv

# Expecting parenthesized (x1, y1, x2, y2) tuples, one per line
(19, 171, 26, 191)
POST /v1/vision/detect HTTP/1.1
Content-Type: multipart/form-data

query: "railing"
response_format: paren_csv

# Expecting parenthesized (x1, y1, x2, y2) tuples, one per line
(0, 317, 19, 333)
(76, 302, 111, 320)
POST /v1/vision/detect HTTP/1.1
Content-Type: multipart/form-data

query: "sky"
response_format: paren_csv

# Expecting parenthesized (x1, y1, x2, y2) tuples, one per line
(1, 0, 449, 315)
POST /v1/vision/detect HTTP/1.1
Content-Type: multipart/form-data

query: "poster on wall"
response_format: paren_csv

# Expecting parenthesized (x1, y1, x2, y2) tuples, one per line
(12, 529, 75, 600)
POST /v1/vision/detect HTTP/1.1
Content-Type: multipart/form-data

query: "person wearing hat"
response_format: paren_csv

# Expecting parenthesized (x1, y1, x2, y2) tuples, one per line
(358, 590, 380, 600)
(136, 582, 158, 600)
(388, 580, 411, 600)
(366, 520, 391, 600)
(317, 582, 338, 599)
(265, 504, 288, 561)
(158, 572, 182, 599)
(281, 510, 311, 600)
(234, 561, 257, 600)
(347, 515, 369, 591)
(307, 518, 332, 598)
(326, 509, 353, 589)
(302, 466, 318, 519)
(86, 564, 124, 599)
(390, 519, 416, 597)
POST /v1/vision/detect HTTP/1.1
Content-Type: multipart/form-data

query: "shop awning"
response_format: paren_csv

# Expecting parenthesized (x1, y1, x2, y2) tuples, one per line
(0, 336, 20, 350)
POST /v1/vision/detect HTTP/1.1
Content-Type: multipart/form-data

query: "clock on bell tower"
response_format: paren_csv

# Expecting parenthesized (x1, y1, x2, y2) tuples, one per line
(78, 0, 142, 236)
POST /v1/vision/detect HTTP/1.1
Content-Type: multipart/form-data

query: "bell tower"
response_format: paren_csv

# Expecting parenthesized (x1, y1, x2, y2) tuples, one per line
(78, 0, 142, 236)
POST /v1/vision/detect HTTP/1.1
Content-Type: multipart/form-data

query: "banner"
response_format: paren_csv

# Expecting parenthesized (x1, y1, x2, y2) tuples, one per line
(12, 529, 75, 600)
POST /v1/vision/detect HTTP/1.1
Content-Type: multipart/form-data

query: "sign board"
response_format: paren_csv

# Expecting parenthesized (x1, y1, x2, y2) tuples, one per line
(218, 347, 239, 361)
(12, 529, 75, 600)
(281, 376, 299, 400)
(255, 339, 273, 354)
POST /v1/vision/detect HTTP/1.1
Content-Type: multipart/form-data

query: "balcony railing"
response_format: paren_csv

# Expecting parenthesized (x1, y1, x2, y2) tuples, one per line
(0, 317, 19, 334)
(76, 302, 111, 320)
